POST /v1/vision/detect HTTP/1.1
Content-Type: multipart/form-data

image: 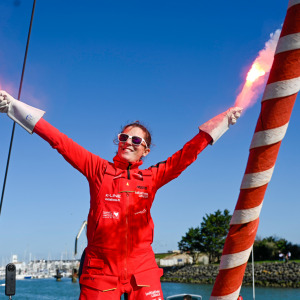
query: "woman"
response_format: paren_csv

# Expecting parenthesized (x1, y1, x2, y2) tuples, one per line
(0, 90, 241, 299)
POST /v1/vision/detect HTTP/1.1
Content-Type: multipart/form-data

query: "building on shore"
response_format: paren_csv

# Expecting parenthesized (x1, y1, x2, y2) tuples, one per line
(159, 252, 209, 267)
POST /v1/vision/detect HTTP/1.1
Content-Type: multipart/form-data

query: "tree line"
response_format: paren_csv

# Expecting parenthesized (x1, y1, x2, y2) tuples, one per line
(178, 209, 300, 264)
(253, 235, 300, 261)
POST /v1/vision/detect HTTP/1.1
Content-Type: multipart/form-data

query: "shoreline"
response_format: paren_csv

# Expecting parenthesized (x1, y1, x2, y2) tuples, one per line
(161, 261, 300, 288)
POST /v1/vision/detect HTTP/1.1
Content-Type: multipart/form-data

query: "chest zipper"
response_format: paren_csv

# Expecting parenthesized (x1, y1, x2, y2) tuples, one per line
(124, 192, 129, 279)
(127, 163, 131, 179)
(125, 163, 131, 279)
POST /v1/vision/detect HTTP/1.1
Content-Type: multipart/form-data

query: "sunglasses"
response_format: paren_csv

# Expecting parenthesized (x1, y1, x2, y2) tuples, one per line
(118, 133, 148, 148)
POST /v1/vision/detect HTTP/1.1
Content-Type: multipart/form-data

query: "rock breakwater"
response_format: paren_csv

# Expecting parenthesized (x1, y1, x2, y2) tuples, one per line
(161, 262, 300, 288)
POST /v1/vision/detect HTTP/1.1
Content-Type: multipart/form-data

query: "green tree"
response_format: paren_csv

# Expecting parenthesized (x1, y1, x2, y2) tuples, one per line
(178, 227, 202, 263)
(276, 238, 288, 253)
(178, 209, 232, 264)
(199, 209, 232, 263)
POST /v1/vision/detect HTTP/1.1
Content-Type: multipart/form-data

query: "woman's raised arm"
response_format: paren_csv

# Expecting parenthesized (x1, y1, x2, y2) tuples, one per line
(151, 107, 242, 190)
(0, 90, 104, 180)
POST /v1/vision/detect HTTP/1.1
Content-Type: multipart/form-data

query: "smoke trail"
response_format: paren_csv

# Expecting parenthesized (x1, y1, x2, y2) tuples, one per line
(235, 29, 281, 110)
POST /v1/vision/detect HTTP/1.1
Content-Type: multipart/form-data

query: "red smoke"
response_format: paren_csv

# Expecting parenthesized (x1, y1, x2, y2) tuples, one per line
(235, 29, 281, 110)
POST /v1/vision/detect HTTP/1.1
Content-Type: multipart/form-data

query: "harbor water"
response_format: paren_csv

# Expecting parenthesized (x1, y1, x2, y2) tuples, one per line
(0, 278, 299, 299)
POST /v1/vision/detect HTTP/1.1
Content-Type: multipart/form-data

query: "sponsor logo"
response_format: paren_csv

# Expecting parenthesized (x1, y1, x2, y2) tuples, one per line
(105, 194, 121, 202)
(145, 290, 161, 298)
(137, 185, 147, 190)
(134, 208, 146, 215)
(135, 191, 148, 198)
(82, 276, 95, 281)
(26, 114, 33, 121)
(103, 211, 120, 219)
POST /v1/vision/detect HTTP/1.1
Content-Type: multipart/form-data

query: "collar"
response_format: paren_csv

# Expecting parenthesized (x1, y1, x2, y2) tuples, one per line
(113, 155, 143, 170)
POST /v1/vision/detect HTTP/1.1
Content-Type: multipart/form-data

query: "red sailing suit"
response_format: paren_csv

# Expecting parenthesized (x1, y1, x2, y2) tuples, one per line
(33, 118, 212, 299)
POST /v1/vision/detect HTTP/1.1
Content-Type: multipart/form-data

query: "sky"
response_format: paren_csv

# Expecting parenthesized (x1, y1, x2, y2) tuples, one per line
(0, 0, 299, 263)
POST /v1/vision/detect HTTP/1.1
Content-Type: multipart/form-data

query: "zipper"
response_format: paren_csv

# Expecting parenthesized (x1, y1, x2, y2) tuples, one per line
(127, 163, 131, 179)
(125, 163, 131, 279)
(124, 192, 129, 280)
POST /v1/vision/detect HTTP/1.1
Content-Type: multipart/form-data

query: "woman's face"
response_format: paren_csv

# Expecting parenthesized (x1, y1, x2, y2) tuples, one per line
(117, 126, 150, 163)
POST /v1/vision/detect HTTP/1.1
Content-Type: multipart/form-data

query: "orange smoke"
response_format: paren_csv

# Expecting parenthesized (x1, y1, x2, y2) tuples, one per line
(235, 29, 281, 110)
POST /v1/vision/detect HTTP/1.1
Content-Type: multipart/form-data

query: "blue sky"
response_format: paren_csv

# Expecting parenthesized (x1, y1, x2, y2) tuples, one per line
(0, 0, 298, 262)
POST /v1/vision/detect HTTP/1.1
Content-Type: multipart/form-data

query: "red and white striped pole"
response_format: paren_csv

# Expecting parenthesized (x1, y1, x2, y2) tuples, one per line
(211, 1, 300, 299)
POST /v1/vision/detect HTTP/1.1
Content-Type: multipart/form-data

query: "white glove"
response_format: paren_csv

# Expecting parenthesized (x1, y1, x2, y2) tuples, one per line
(0, 92, 10, 113)
(199, 107, 242, 144)
(0, 90, 45, 134)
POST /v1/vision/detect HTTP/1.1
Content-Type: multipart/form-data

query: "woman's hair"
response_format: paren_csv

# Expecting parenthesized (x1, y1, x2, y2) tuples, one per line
(121, 121, 152, 148)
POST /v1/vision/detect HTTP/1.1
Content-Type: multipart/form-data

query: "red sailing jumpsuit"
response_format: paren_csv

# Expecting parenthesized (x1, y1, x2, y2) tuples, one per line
(33, 118, 212, 300)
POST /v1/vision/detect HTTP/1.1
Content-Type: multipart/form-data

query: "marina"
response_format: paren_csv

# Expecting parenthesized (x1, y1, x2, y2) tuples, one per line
(0, 255, 79, 282)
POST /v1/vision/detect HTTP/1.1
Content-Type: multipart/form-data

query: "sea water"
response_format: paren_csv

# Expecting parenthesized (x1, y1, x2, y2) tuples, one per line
(0, 278, 299, 299)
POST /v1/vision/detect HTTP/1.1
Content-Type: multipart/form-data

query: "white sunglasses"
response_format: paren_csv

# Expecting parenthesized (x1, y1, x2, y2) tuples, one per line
(118, 133, 148, 148)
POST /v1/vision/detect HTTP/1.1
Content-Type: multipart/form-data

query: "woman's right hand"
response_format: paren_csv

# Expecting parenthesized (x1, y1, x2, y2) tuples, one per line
(0, 90, 15, 113)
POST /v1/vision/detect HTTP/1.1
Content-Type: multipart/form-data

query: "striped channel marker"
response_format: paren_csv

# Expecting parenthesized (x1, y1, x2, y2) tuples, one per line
(210, 1, 300, 299)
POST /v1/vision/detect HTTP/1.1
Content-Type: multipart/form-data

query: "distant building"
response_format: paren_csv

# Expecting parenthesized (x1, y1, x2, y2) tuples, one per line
(159, 252, 209, 266)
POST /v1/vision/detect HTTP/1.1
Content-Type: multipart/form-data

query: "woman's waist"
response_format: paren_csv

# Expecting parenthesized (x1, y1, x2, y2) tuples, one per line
(84, 244, 157, 276)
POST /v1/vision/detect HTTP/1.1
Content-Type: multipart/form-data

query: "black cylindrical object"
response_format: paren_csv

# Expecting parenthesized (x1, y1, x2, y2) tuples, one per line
(5, 263, 16, 296)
